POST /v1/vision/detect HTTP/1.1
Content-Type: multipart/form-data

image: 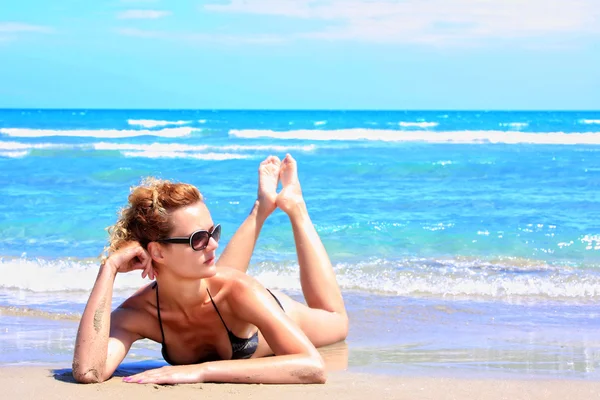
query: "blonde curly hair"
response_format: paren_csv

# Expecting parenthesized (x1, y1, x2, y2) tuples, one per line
(102, 177, 203, 261)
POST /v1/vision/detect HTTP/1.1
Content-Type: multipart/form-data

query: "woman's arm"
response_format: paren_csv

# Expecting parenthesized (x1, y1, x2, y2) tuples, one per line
(72, 244, 152, 383)
(203, 278, 326, 384)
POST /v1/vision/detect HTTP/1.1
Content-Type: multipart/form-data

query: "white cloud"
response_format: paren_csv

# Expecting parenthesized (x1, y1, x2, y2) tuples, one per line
(202, 0, 600, 44)
(0, 22, 53, 33)
(117, 10, 171, 19)
(115, 27, 285, 44)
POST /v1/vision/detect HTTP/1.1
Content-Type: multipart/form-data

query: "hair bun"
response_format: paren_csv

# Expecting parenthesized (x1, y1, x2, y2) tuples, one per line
(102, 177, 203, 260)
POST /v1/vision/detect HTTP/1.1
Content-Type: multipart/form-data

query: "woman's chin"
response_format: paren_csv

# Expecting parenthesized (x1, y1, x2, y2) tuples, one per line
(199, 262, 217, 277)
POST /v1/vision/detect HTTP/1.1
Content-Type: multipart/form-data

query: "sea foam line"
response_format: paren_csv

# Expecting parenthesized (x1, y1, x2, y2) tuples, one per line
(127, 119, 192, 128)
(0, 127, 196, 138)
(0, 257, 150, 292)
(580, 119, 600, 125)
(0, 141, 317, 153)
(229, 129, 600, 145)
(0, 141, 70, 150)
(94, 142, 317, 152)
(0, 151, 28, 158)
(4, 257, 598, 304)
(122, 151, 250, 160)
(398, 122, 439, 128)
(499, 122, 529, 129)
(0, 141, 319, 158)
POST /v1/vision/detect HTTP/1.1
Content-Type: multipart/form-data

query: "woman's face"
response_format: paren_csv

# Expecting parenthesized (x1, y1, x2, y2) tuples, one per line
(159, 201, 219, 279)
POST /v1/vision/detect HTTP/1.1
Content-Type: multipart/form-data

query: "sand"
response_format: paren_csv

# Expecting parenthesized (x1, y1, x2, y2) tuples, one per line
(2, 366, 600, 400)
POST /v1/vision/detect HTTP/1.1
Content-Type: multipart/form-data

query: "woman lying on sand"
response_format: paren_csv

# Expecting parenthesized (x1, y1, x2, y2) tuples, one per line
(72, 154, 348, 385)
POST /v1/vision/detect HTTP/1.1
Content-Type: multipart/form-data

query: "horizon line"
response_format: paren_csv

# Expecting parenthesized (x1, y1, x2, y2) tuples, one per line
(1, 108, 599, 112)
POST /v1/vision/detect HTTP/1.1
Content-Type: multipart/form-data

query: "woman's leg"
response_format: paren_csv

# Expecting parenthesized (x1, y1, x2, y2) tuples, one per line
(217, 156, 280, 273)
(275, 154, 348, 346)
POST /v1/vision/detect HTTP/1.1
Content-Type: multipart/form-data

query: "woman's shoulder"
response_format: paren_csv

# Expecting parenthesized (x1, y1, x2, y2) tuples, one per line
(111, 282, 160, 337)
(116, 282, 157, 313)
(212, 267, 260, 290)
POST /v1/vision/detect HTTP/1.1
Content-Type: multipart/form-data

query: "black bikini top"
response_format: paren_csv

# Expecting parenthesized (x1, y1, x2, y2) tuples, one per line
(152, 282, 283, 365)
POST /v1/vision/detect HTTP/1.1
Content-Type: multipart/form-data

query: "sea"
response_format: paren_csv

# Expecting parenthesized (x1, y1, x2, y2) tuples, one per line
(1, 109, 600, 379)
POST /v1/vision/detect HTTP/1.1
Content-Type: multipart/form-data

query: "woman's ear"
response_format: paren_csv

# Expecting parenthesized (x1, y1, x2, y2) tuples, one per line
(147, 241, 165, 263)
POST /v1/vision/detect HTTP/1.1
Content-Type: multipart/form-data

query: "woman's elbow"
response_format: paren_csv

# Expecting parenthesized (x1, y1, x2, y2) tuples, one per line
(296, 356, 327, 384)
(72, 364, 108, 384)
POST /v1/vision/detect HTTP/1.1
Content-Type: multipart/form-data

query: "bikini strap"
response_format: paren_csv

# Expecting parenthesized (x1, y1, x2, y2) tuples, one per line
(153, 282, 167, 345)
(206, 288, 231, 333)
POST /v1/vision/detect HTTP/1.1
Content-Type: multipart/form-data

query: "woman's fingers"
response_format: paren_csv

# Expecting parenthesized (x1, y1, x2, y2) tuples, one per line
(136, 247, 154, 279)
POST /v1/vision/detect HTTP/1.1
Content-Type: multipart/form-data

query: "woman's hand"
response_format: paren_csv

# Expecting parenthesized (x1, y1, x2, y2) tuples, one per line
(123, 365, 204, 385)
(104, 241, 154, 280)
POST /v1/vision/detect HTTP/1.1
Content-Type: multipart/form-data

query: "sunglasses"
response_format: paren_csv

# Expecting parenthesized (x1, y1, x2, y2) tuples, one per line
(157, 224, 221, 251)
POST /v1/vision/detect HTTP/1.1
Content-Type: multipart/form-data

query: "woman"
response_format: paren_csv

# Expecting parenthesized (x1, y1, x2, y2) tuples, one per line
(72, 154, 348, 385)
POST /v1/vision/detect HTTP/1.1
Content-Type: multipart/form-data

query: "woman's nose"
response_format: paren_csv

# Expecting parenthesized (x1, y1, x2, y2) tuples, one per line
(206, 236, 219, 251)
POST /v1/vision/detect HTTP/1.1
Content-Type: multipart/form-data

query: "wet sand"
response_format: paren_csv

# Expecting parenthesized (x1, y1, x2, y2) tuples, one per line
(3, 366, 600, 400)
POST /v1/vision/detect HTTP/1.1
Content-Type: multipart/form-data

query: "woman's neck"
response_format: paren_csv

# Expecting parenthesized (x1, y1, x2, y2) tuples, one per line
(154, 274, 210, 312)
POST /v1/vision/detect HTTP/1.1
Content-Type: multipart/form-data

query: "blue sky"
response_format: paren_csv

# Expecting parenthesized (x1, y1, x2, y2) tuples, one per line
(0, 0, 599, 109)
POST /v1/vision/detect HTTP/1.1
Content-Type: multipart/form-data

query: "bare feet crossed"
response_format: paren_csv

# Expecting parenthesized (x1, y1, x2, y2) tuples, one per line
(257, 155, 281, 217)
(276, 154, 306, 217)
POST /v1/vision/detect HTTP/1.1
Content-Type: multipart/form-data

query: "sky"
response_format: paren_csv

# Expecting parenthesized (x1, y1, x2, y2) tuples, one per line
(0, 0, 599, 110)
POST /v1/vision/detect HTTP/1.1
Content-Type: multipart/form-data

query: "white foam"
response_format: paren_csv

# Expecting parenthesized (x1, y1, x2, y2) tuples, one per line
(94, 142, 317, 153)
(219, 144, 317, 152)
(249, 259, 600, 302)
(122, 151, 250, 160)
(398, 122, 439, 128)
(229, 129, 600, 145)
(499, 122, 529, 129)
(94, 142, 209, 152)
(0, 151, 28, 158)
(0, 257, 150, 292)
(0, 141, 66, 150)
(3, 257, 600, 302)
(127, 119, 192, 128)
(0, 127, 195, 138)
(0, 141, 318, 158)
(580, 119, 600, 125)
(314, 120, 327, 126)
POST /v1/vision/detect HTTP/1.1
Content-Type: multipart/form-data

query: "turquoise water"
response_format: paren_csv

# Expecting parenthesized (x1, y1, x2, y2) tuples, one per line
(1, 109, 600, 378)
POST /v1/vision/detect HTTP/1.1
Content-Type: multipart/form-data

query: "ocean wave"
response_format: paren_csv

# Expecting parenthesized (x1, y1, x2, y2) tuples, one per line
(398, 122, 439, 128)
(0, 151, 28, 158)
(0, 141, 319, 159)
(122, 151, 250, 160)
(127, 119, 192, 128)
(0, 257, 150, 292)
(94, 142, 317, 152)
(580, 119, 600, 125)
(0, 141, 317, 153)
(0, 141, 68, 150)
(0, 127, 196, 138)
(0, 305, 81, 321)
(4, 256, 600, 303)
(499, 122, 529, 129)
(253, 258, 600, 302)
(229, 129, 600, 145)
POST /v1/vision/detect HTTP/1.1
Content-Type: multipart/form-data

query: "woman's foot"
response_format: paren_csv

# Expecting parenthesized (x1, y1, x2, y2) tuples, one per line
(276, 154, 306, 217)
(257, 155, 281, 217)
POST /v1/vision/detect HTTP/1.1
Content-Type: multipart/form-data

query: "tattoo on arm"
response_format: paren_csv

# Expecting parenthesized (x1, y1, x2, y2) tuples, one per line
(93, 298, 106, 333)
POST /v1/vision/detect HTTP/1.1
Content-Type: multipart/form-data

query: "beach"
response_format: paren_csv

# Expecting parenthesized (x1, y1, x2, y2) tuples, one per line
(2, 109, 600, 392)
(4, 367, 600, 400)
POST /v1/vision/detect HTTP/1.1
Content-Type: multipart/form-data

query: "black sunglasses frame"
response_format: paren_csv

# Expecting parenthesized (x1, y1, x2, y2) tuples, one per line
(157, 224, 221, 251)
